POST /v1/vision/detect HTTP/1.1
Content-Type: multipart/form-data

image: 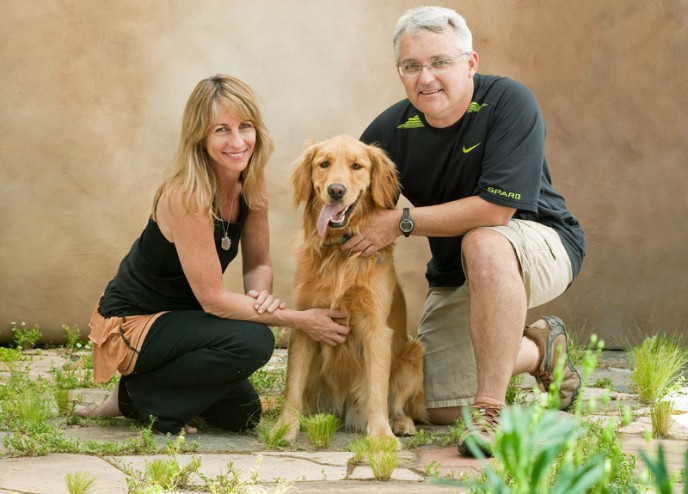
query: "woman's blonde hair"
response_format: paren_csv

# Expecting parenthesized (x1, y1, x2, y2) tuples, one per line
(153, 74, 274, 219)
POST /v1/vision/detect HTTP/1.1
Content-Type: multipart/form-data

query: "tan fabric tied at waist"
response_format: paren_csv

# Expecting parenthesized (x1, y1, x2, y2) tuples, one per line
(88, 303, 166, 383)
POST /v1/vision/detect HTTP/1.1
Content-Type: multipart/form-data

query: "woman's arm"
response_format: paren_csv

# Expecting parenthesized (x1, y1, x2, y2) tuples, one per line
(156, 187, 349, 345)
(238, 184, 286, 314)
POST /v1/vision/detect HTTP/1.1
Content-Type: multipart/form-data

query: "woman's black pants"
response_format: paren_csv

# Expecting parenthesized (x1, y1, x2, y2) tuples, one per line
(118, 310, 275, 434)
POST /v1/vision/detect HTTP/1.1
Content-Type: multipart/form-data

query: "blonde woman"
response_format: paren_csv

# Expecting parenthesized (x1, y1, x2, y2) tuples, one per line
(78, 75, 349, 434)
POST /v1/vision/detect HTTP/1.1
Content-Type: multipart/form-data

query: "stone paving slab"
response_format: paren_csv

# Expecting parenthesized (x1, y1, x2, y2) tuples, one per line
(112, 452, 354, 484)
(0, 349, 687, 493)
(280, 480, 464, 493)
(0, 453, 128, 493)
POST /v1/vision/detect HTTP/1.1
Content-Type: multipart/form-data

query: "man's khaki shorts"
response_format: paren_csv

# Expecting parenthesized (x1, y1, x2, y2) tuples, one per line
(417, 219, 573, 409)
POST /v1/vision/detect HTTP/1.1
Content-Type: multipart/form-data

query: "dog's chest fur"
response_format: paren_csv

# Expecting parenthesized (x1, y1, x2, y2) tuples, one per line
(295, 243, 395, 311)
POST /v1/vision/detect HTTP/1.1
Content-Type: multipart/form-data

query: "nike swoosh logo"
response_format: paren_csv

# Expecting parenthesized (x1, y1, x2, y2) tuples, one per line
(462, 143, 481, 154)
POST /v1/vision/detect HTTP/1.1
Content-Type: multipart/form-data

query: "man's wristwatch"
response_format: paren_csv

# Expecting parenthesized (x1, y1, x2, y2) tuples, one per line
(399, 207, 414, 237)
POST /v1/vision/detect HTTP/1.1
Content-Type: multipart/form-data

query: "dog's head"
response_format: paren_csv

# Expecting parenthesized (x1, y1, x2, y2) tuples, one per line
(292, 135, 400, 239)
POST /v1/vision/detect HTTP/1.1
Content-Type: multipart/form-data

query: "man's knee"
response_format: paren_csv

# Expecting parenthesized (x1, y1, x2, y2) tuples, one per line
(427, 406, 465, 425)
(462, 229, 520, 282)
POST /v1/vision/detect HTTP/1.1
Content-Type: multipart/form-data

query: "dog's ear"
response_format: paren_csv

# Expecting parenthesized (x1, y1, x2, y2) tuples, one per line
(368, 144, 400, 209)
(291, 141, 318, 206)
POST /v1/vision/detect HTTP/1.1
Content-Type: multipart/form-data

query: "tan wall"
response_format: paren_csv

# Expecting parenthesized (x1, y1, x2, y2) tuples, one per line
(1, 1, 686, 348)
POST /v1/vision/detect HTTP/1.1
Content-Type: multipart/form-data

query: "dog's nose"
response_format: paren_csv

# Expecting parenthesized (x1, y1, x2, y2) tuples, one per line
(327, 183, 347, 200)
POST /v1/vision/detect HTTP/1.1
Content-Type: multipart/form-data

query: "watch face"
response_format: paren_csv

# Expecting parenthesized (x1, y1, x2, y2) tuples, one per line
(400, 220, 413, 232)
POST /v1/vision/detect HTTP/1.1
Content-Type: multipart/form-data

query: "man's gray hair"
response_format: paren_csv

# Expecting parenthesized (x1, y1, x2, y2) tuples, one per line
(393, 6, 473, 62)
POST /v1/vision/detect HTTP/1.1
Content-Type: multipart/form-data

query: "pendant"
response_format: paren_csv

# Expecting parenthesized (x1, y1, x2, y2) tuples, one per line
(221, 235, 231, 251)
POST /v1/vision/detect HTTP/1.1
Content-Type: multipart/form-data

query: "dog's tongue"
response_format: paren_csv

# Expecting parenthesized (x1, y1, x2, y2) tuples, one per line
(317, 203, 346, 238)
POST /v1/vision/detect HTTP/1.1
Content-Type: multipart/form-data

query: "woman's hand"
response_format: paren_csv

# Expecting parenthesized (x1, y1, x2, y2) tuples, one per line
(298, 308, 351, 346)
(247, 289, 287, 314)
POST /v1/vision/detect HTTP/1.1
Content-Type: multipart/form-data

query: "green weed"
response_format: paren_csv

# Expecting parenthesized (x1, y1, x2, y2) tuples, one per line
(650, 400, 674, 438)
(196, 457, 293, 494)
(52, 361, 94, 389)
(256, 418, 290, 449)
(10, 321, 42, 350)
(590, 377, 614, 389)
(300, 413, 340, 448)
(345, 435, 400, 480)
(629, 334, 688, 404)
(402, 427, 431, 448)
(436, 335, 639, 493)
(1, 376, 54, 431)
(123, 435, 201, 492)
(505, 374, 528, 405)
(369, 449, 398, 480)
(0, 346, 23, 365)
(460, 405, 606, 493)
(63, 323, 90, 353)
(638, 444, 688, 494)
(366, 437, 400, 480)
(65, 471, 96, 494)
(249, 366, 286, 395)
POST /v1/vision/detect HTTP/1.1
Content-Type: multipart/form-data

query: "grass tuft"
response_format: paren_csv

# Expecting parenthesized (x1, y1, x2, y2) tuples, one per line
(650, 400, 674, 438)
(629, 334, 688, 404)
(300, 413, 340, 448)
(65, 471, 97, 494)
(256, 418, 290, 449)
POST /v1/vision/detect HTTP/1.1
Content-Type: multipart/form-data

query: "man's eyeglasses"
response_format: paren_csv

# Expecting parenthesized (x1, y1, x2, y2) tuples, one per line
(396, 52, 471, 77)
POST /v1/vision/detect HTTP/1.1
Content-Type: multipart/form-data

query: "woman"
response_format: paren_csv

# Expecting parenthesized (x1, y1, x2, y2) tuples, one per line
(77, 75, 349, 434)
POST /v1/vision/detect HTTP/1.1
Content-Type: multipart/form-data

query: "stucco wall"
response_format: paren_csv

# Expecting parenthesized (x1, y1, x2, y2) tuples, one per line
(1, 1, 686, 347)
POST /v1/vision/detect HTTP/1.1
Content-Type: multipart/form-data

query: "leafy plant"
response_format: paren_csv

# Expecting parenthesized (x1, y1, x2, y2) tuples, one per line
(638, 444, 688, 494)
(196, 458, 293, 494)
(63, 323, 90, 353)
(0, 346, 23, 366)
(249, 366, 286, 395)
(435, 334, 641, 493)
(10, 321, 42, 350)
(590, 377, 614, 389)
(402, 426, 431, 448)
(459, 405, 606, 493)
(123, 435, 201, 492)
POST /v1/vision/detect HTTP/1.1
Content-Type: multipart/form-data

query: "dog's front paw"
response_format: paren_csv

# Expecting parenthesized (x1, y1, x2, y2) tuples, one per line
(367, 419, 397, 443)
(275, 413, 300, 445)
(391, 415, 416, 436)
(282, 423, 299, 444)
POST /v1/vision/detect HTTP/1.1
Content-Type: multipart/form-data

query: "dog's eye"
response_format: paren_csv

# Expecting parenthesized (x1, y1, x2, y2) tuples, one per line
(352, 163, 362, 170)
(319, 161, 330, 169)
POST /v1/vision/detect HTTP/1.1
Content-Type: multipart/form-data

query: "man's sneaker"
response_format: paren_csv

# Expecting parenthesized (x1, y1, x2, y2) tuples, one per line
(524, 315, 581, 411)
(456, 402, 502, 457)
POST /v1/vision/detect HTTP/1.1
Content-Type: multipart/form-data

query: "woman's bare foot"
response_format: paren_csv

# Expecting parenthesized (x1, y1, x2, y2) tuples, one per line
(74, 381, 122, 418)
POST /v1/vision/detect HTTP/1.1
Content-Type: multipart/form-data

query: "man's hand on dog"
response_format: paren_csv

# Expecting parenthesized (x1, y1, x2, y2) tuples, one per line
(341, 210, 400, 257)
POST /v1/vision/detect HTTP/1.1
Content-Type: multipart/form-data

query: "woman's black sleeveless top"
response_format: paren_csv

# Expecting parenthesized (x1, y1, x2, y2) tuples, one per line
(98, 198, 248, 317)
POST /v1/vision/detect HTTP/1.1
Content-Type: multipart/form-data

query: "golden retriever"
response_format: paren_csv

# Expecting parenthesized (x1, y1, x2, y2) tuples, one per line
(277, 134, 427, 444)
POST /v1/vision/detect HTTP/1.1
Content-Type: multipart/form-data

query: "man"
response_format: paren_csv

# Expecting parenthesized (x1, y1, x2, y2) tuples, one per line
(342, 6, 586, 457)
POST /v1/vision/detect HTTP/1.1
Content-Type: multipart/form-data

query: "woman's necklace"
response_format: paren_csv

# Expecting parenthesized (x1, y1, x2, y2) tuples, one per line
(220, 190, 237, 251)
